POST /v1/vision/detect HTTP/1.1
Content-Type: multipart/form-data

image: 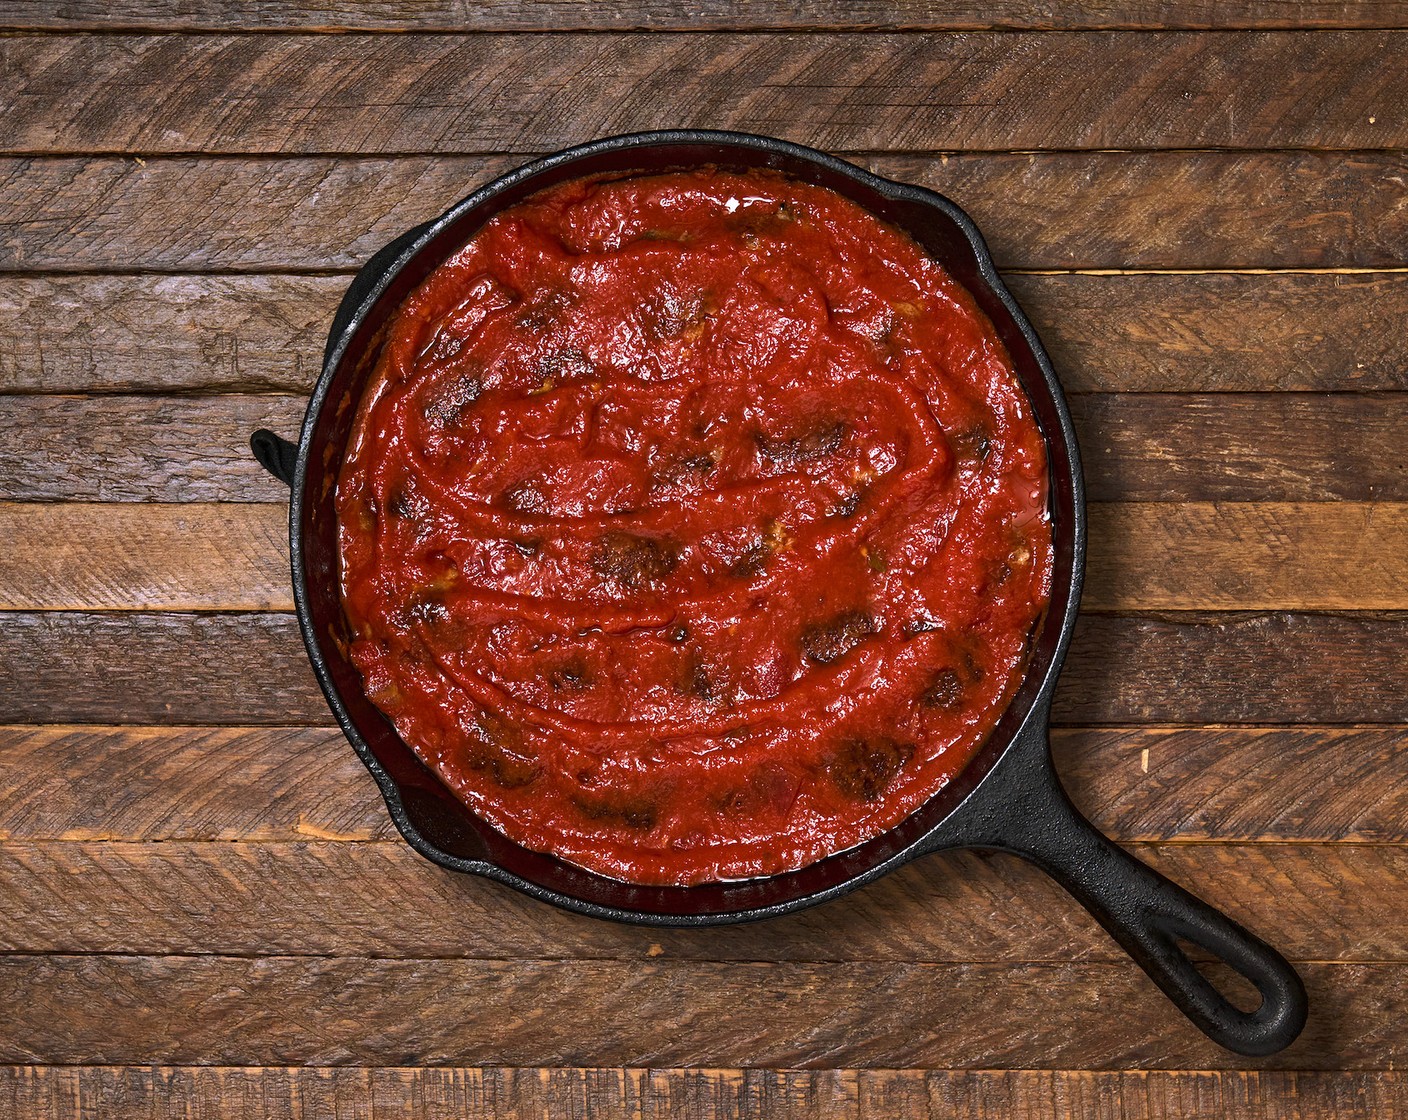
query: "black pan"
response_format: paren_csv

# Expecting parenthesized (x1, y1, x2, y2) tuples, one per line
(251, 129, 1307, 1056)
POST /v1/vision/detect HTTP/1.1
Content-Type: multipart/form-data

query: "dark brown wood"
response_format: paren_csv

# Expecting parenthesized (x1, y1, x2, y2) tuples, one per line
(4, 725, 1405, 843)
(0, 613, 328, 725)
(0, 954, 1395, 1068)
(6, 610, 1407, 725)
(7, 393, 1405, 503)
(7, 0, 1408, 31)
(6, 1067, 1403, 1120)
(1069, 393, 1408, 502)
(6, 501, 1405, 612)
(854, 1070, 1408, 1120)
(6, 272, 1406, 395)
(1059, 612, 1408, 724)
(3, 33, 1405, 154)
(4, 153, 1407, 272)
(0, 839, 1399, 963)
(1003, 272, 1408, 393)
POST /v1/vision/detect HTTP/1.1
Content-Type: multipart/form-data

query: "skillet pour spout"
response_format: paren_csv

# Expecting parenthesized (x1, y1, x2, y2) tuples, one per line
(249, 129, 1307, 1057)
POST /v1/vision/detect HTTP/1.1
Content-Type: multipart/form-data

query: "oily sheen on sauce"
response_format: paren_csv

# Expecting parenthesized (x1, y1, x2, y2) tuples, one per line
(336, 169, 1053, 885)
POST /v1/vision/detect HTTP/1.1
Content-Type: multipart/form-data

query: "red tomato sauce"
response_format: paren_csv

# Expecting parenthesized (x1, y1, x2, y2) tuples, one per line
(336, 168, 1053, 885)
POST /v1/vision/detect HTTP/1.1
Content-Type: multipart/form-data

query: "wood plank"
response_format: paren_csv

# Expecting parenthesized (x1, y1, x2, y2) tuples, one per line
(0, 503, 289, 611)
(1057, 727, 1408, 843)
(1068, 393, 1408, 502)
(8, 1, 1408, 32)
(5, 501, 1405, 612)
(1003, 272, 1408, 394)
(5, 1067, 1403, 1120)
(0, 725, 389, 842)
(1057, 612, 1408, 724)
(0, 394, 304, 504)
(6, 393, 1405, 503)
(3, 33, 1405, 154)
(4, 611, 1407, 725)
(0, 955, 1395, 1068)
(0, 840, 1397, 963)
(4, 153, 1406, 272)
(0, 275, 332, 395)
(853, 1070, 1408, 1120)
(1083, 503, 1408, 611)
(4, 725, 1404, 845)
(6, 272, 1407, 395)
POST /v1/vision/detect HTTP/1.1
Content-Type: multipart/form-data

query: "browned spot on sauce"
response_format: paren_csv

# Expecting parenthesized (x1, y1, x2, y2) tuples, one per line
(571, 794, 658, 831)
(422, 374, 482, 429)
(593, 531, 680, 588)
(464, 716, 540, 790)
(828, 737, 915, 802)
(800, 609, 877, 665)
(549, 657, 592, 692)
(756, 419, 847, 465)
(921, 668, 964, 711)
(951, 426, 992, 465)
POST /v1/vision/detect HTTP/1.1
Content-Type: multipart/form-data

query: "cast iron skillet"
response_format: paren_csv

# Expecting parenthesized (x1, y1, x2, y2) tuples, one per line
(251, 129, 1307, 1056)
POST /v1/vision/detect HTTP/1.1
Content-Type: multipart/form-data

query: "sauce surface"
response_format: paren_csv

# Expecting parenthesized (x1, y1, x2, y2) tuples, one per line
(336, 168, 1053, 885)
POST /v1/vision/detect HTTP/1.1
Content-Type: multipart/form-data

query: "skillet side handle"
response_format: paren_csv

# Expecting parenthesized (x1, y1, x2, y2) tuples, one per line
(251, 430, 297, 489)
(963, 724, 1307, 1057)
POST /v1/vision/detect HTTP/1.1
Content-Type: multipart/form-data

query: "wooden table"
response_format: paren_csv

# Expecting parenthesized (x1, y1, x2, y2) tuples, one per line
(1, 3, 1405, 1117)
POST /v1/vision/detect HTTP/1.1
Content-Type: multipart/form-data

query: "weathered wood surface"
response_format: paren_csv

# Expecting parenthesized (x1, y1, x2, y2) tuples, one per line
(0, 839, 1399, 963)
(5, 610, 1406, 725)
(3, 501, 1405, 612)
(5, 153, 1407, 272)
(4, 1067, 1405, 1120)
(0, 954, 1400, 1068)
(3, 725, 1404, 844)
(4, 34, 1406, 154)
(0, 503, 289, 611)
(9, 0, 1408, 31)
(6, 393, 1406, 503)
(6, 272, 1406, 396)
(1084, 503, 1408, 610)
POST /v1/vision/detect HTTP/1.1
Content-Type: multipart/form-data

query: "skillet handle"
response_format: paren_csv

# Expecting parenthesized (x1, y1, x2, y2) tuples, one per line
(251, 429, 297, 488)
(950, 723, 1308, 1056)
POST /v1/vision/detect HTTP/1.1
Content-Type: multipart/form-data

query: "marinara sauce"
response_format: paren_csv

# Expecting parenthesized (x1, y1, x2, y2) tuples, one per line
(336, 168, 1053, 885)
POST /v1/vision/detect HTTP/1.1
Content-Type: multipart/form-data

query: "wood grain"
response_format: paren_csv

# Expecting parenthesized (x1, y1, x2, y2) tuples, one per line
(3, 33, 1406, 154)
(5, 1067, 1405, 1120)
(1068, 393, 1408, 502)
(4, 501, 1404, 612)
(8, 0, 1408, 31)
(4, 152, 1406, 272)
(5, 611, 1407, 725)
(6, 272, 1406, 395)
(0, 503, 289, 610)
(6, 393, 1406, 503)
(1004, 272, 1408, 393)
(0, 839, 1398, 963)
(0, 725, 387, 842)
(0, 954, 1397, 1068)
(0, 275, 332, 394)
(4, 725, 1405, 844)
(1084, 503, 1408, 611)
(0, 393, 305, 503)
